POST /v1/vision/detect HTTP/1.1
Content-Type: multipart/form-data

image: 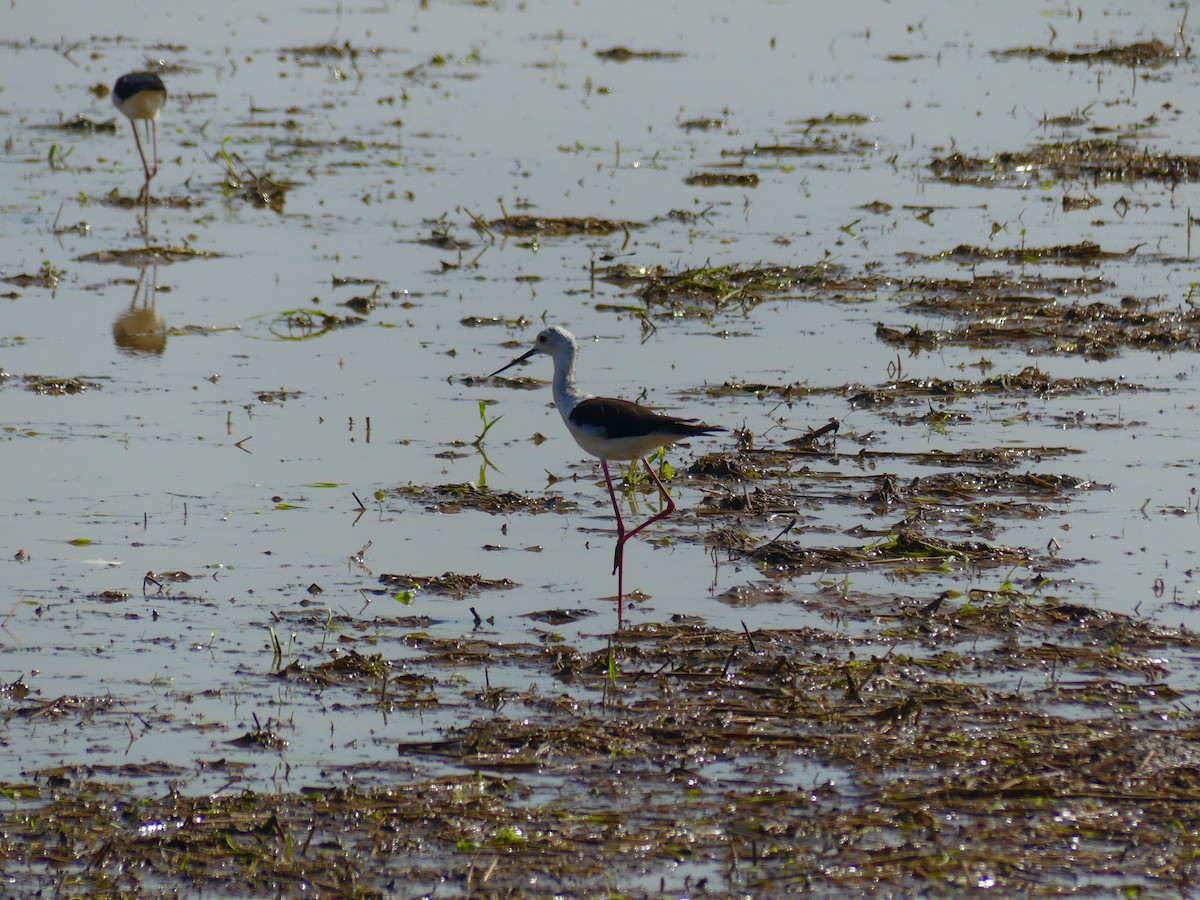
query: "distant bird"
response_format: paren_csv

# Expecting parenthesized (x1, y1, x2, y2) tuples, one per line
(112, 72, 166, 199)
(489, 326, 724, 624)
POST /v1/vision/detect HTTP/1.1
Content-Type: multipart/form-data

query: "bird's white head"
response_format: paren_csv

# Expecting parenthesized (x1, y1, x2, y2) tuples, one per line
(529, 326, 576, 358)
(488, 326, 578, 377)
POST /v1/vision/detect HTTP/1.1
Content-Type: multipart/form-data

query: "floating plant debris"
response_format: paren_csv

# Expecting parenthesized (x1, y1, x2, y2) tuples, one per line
(219, 145, 294, 212)
(263, 308, 365, 340)
(38, 113, 117, 133)
(77, 245, 216, 265)
(391, 483, 578, 515)
(484, 215, 642, 236)
(599, 261, 848, 316)
(379, 572, 516, 597)
(594, 46, 684, 62)
(922, 241, 1137, 265)
(22, 374, 103, 395)
(3, 265, 63, 288)
(684, 171, 759, 187)
(930, 139, 1200, 186)
(98, 191, 204, 210)
(995, 38, 1183, 68)
(875, 306, 1200, 358)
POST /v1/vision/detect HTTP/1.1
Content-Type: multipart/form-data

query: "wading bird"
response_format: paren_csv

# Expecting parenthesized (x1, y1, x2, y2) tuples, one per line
(489, 326, 723, 625)
(112, 72, 166, 220)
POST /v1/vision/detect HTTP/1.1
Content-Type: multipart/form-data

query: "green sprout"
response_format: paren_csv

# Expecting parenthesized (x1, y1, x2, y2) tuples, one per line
(471, 399, 502, 447)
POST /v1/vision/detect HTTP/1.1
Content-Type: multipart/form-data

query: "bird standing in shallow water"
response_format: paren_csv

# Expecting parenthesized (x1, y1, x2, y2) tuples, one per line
(112, 72, 167, 223)
(489, 326, 724, 625)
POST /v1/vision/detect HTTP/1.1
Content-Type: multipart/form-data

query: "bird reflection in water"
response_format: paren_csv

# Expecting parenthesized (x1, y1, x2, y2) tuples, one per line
(113, 265, 166, 356)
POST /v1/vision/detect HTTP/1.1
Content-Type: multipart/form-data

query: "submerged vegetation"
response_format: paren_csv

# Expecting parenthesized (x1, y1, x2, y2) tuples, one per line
(5, 602, 1200, 895)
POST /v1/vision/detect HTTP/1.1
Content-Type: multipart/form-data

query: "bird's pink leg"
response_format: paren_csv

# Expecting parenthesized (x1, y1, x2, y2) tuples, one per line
(620, 457, 676, 544)
(605, 457, 677, 628)
(601, 459, 627, 573)
(601, 459, 627, 626)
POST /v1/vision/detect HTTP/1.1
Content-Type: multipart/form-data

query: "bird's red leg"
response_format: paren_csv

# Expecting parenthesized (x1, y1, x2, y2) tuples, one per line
(601, 459, 626, 574)
(601, 459, 627, 626)
(620, 456, 676, 544)
(606, 457, 676, 628)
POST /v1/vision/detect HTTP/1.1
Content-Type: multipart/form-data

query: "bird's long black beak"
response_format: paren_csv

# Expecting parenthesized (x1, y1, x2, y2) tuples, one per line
(487, 347, 538, 378)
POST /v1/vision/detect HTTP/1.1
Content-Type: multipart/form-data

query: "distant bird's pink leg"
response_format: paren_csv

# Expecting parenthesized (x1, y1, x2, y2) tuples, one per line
(131, 120, 158, 236)
(131, 121, 153, 182)
(149, 118, 160, 178)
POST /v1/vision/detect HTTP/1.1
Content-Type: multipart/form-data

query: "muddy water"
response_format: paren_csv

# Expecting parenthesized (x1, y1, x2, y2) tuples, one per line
(1, 0, 1197, 817)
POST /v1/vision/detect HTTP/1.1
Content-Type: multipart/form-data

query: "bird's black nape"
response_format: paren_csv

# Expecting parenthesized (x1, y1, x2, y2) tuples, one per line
(113, 72, 167, 104)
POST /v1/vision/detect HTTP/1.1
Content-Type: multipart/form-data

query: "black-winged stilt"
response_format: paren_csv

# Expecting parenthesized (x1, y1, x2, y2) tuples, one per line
(112, 72, 166, 202)
(489, 326, 723, 624)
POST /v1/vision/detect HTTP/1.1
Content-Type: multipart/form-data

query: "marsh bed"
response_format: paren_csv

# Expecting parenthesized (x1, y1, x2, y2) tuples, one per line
(1, 1, 1199, 896)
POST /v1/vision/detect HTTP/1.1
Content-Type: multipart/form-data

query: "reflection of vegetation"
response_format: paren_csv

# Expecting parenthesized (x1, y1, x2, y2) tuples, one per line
(262, 308, 365, 340)
(466, 400, 503, 487)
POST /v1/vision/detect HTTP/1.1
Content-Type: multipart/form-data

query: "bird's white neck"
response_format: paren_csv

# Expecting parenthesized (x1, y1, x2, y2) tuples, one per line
(550, 344, 591, 418)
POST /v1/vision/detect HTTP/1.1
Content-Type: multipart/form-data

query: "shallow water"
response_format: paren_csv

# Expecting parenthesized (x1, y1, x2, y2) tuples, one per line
(1, 0, 1198, 802)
